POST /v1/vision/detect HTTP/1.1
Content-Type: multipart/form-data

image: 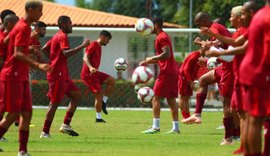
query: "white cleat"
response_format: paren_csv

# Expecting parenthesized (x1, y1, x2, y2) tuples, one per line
(18, 151, 31, 156)
(40, 131, 51, 139)
(59, 124, 79, 137)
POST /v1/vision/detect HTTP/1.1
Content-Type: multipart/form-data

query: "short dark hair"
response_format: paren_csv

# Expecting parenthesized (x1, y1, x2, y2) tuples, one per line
(100, 30, 112, 39)
(152, 17, 163, 27)
(3, 14, 19, 27)
(35, 21, 47, 28)
(0, 9, 16, 22)
(57, 15, 71, 28)
(25, 0, 43, 12)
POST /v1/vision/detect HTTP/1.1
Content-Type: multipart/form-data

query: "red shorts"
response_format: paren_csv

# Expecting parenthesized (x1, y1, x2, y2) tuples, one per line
(82, 71, 110, 93)
(231, 77, 244, 111)
(214, 66, 234, 97)
(178, 74, 192, 96)
(0, 81, 32, 113)
(47, 79, 79, 104)
(242, 85, 270, 117)
(154, 73, 178, 98)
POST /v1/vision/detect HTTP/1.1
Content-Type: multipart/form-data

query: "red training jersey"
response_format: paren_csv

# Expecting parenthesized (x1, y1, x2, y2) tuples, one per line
(46, 30, 70, 80)
(155, 31, 178, 75)
(239, 6, 270, 87)
(0, 18, 31, 82)
(81, 41, 102, 79)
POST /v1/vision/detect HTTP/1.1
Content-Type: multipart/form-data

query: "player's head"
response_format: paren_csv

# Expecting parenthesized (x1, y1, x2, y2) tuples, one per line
(230, 6, 243, 28)
(213, 18, 225, 26)
(58, 15, 72, 34)
(194, 12, 212, 28)
(241, 1, 259, 27)
(3, 14, 19, 30)
(99, 30, 112, 46)
(152, 17, 163, 33)
(1, 9, 16, 23)
(34, 21, 47, 37)
(25, 0, 43, 23)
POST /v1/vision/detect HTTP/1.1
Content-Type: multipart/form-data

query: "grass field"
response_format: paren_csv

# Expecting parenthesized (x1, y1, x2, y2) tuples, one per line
(1, 108, 239, 156)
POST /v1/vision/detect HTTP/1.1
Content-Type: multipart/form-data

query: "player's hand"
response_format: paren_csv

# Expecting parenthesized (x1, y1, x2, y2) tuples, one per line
(197, 56, 207, 66)
(37, 63, 51, 72)
(200, 27, 213, 36)
(205, 50, 221, 57)
(139, 60, 147, 66)
(89, 67, 97, 74)
(82, 39, 90, 48)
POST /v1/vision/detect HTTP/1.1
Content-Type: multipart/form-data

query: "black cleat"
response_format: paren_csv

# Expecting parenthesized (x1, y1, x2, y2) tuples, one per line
(96, 118, 106, 123)
(59, 124, 79, 137)
(14, 121, 19, 127)
(102, 101, 108, 115)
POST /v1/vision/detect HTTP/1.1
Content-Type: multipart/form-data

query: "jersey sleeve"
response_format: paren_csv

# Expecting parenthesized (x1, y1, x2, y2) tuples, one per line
(85, 43, 95, 56)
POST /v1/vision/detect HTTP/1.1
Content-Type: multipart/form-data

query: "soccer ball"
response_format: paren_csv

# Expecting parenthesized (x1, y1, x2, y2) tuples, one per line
(207, 57, 218, 70)
(135, 18, 154, 36)
(137, 87, 154, 104)
(134, 84, 141, 93)
(114, 58, 128, 71)
(131, 66, 154, 84)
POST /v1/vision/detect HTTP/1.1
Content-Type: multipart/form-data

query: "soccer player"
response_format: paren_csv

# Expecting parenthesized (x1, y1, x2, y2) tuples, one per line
(140, 17, 180, 134)
(178, 50, 207, 119)
(238, 1, 270, 155)
(203, 2, 260, 153)
(0, 9, 16, 30)
(0, 14, 19, 121)
(182, 12, 235, 145)
(81, 30, 114, 123)
(40, 15, 90, 138)
(0, 0, 51, 155)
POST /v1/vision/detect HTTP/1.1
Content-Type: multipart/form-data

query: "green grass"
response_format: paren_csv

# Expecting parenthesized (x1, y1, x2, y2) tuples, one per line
(1, 109, 239, 156)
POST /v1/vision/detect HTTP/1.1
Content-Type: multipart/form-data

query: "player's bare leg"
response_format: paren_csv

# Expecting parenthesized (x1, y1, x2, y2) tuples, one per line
(93, 92, 106, 123)
(166, 98, 180, 134)
(141, 96, 161, 134)
(244, 115, 264, 155)
(102, 76, 115, 115)
(182, 70, 216, 124)
(179, 96, 190, 119)
(59, 91, 81, 136)
(0, 113, 20, 145)
(232, 111, 246, 154)
(220, 96, 234, 145)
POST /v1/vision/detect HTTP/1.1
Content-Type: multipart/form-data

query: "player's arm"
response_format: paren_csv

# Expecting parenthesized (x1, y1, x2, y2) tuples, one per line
(205, 41, 248, 57)
(62, 40, 90, 58)
(82, 53, 97, 74)
(200, 27, 246, 47)
(146, 46, 170, 63)
(14, 46, 51, 72)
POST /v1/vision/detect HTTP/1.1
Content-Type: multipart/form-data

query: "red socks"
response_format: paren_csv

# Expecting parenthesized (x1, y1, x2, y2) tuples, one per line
(63, 111, 74, 125)
(195, 93, 207, 114)
(223, 117, 234, 139)
(19, 130, 29, 153)
(42, 120, 52, 134)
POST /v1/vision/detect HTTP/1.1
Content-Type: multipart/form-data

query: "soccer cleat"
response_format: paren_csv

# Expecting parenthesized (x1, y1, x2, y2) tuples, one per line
(232, 136, 240, 141)
(216, 125, 225, 130)
(181, 114, 202, 124)
(0, 137, 8, 142)
(40, 131, 51, 139)
(96, 118, 106, 123)
(220, 137, 233, 145)
(141, 128, 160, 134)
(165, 129, 180, 134)
(17, 151, 31, 156)
(102, 101, 108, 115)
(59, 124, 79, 137)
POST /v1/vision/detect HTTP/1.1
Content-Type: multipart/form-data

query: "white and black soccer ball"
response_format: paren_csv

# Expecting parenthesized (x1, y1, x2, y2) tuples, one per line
(193, 80, 200, 91)
(135, 18, 154, 36)
(137, 87, 154, 104)
(114, 58, 128, 71)
(207, 57, 218, 70)
(131, 66, 154, 84)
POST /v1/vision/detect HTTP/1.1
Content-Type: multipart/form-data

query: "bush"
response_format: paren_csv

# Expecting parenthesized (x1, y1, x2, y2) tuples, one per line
(31, 79, 157, 108)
